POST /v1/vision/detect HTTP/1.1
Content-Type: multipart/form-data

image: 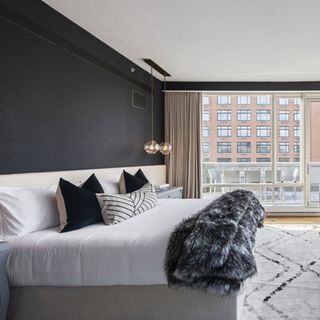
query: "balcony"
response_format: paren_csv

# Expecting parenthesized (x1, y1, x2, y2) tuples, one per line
(202, 162, 320, 206)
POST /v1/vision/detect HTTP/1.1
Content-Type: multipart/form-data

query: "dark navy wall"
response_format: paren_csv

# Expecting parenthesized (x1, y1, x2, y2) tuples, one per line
(0, 0, 164, 174)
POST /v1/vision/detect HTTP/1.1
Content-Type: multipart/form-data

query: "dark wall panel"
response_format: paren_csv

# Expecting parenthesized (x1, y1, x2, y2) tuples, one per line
(0, 0, 164, 174)
(0, 15, 62, 173)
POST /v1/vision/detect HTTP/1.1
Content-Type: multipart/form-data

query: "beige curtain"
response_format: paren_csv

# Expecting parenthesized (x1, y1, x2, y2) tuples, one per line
(165, 92, 202, 198)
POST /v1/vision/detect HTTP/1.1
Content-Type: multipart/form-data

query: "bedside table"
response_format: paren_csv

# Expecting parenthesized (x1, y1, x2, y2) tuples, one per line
(0, 241, 9, 320)
(156, 186, 183, 199)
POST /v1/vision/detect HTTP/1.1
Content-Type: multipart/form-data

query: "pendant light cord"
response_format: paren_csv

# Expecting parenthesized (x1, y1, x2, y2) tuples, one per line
(150, 67, 154, 140)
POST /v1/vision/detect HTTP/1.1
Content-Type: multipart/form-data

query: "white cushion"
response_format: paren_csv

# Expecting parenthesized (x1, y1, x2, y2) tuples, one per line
(0, 186, 59, 237)
(100, 179, 119, 194)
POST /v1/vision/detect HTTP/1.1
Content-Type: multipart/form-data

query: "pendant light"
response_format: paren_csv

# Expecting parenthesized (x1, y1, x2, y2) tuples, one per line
(144, 67, 160, 154)
(159, 75, 172, 155)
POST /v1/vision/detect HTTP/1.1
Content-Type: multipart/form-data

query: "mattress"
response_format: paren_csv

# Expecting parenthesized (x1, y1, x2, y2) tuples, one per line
(7, 199, 210, 287)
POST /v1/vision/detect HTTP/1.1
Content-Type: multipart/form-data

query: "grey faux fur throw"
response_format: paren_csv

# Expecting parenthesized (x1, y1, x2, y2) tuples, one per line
(164, 189, 265, 296)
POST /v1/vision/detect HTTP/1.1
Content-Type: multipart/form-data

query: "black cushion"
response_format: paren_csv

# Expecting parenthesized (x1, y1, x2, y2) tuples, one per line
(135, 168, 149, 184)
(120, 169, 149, 193)
(59, 175, 103, 233)
(81, 173, 104, 193)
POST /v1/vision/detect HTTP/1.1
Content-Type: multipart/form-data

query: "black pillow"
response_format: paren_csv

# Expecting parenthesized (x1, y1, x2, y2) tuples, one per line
(81, 173, 104, 193)
(119, 169, 149, 194)
(58, 174, 103, 233)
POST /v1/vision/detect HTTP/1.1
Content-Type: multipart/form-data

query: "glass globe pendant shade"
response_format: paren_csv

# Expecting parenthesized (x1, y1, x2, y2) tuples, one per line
(159, 142, 172, 155)
(144, 140, 160, 154)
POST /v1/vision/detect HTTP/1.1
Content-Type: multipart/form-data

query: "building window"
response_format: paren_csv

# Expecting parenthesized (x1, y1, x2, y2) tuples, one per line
(256, 158, 271, 162)
(256, 126, 271, 137)
(217, 142, 231, 153)
(203, 111, 210, 121)
(217, 96, 231, 105)
(237, 96, 251, 105)
(256, 110, 271, 121)
(237, 142, 251, 154)
(217, 158, 231, 162)
(237, 126, 251, 137)
(257, 96, 271, 105)
(203, 96, 210, 105)
(279, 142, 289, 153)
(278, 111, 289, 121)
(279, 158, 289, 162)
(217, 110, 231, 121)
(294, 111, 300, 121)
(202, 142, 209, 153)
(279, 126, 289, 137)
(202, 126, 209, 137)
(294, 158, 300, 162)
(237, 110, 251, 121)
(237, 158, 251, 162)
(278, 98, 289, 106)
(294, 143, 300, 153)
(293, 98, 301, 105)
(257, 142, 271, 153)
(217, 126, 231, 137)
(294, 126, 300, 138)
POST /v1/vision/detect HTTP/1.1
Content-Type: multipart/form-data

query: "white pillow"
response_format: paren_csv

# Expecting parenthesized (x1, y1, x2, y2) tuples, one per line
(0, 185, 59, 237)
(100, 179, 119, 194)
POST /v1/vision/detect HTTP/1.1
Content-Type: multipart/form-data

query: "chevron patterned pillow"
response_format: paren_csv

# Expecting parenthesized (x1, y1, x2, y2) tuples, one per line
(96, 183, 157, 225)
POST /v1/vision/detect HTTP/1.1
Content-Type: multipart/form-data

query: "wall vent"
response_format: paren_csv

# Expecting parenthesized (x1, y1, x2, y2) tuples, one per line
(132, 90, 147, 110)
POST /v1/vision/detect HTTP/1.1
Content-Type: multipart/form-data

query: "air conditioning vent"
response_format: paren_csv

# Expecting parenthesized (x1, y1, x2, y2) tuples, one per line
(132, 90, 146, 110)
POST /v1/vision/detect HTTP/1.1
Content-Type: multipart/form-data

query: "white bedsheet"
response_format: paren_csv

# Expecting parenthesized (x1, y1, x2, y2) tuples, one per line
(7, 199, 210, 287)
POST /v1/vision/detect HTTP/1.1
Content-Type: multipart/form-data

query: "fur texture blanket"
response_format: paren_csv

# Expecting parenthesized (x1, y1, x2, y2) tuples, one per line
(164, 189, 265, 296)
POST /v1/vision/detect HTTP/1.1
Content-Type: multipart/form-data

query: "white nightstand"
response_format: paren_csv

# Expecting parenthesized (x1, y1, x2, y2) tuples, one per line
(0, 241, 9, 320)
(156, 186, 183, 199)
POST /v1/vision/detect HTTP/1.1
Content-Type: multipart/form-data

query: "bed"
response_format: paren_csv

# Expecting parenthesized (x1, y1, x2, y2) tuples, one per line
(1, 165, 246, 320)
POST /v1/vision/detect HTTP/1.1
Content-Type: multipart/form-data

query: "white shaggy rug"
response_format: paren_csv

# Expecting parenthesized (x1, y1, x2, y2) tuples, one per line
(241, 224, 320, 320)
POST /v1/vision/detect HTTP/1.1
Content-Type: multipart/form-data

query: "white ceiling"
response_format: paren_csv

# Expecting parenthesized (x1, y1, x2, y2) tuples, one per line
(43, 0, 320, 81)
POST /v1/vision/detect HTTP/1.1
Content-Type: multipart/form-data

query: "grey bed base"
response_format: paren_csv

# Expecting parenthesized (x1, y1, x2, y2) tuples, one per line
(8, 285, 245, 320)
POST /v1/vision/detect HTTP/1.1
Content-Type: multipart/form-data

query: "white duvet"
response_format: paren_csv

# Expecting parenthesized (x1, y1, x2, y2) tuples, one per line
(7, 199, 210, 287)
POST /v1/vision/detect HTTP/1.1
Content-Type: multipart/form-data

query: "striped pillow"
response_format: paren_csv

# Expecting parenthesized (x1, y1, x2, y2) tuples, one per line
(96, 183, 157, 225)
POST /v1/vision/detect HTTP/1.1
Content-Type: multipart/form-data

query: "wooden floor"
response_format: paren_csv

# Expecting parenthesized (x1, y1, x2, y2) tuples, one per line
(265, 216, 320, 224)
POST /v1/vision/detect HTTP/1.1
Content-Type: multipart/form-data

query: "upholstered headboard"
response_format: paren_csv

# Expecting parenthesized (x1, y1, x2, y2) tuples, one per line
(0, 165, 166, 187)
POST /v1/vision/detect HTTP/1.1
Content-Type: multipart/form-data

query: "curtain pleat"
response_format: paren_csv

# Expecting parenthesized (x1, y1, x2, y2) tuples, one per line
(165, 92, 202, 198)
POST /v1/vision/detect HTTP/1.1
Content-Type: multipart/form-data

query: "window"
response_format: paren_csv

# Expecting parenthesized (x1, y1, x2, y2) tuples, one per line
(256, 158, 271, 162)
(257, 142, 271, 153)
(279, 111, 289, 121)
(294, 111, 300, 121)
(202, 142, 209, 153)
(279, 158, 289, 162)
(237, 142, 251, 153)
(294, 142, 300, 153)
(256, 110, 271, 121)
(257, 96, 271, 105)
(278, 98, 289, 105)
(217, 158, 231, 162)
(203, 111, 210, 121)
(294, 158, 300, 162)
(217, 110, 231, 121)
(202, 126, 209, 137)
(217, 126, 231, 137)
(217, 96, 231, 105)
(203, 96, 210, 105)
(237, 158, 251, 162)
(279, 142, 289, 153)
(256, 126, 271, 137)
(237, 126, 251, 137)
(294, 126, 300, 138)
(217, 142, 231, 153)
(294, 98, 301, 105)
(237, 96, 251, 105)
(237, 110, 251, 121)
(279, 126, 289, 137)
